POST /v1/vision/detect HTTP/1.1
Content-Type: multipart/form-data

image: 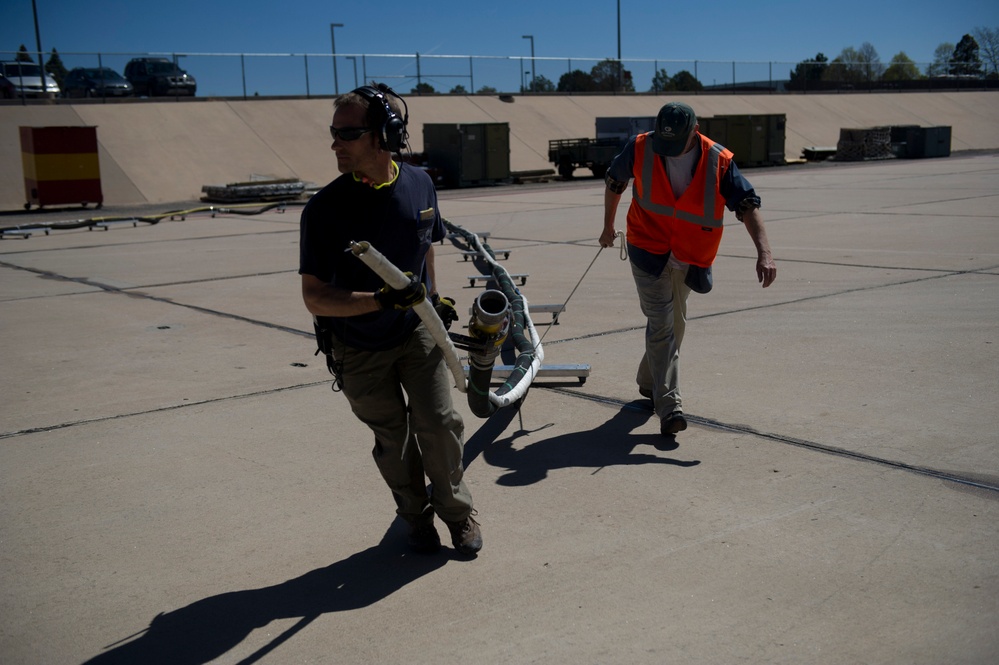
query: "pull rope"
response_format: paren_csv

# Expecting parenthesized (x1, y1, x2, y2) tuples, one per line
(537, 230, 625, 345)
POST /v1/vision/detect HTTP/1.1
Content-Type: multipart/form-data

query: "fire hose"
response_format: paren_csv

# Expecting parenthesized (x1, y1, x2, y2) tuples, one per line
(349, 233, 543, 418)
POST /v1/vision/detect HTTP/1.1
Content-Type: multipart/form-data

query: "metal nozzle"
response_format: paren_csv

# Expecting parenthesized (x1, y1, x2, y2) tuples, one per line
(469, 289, 509, 336)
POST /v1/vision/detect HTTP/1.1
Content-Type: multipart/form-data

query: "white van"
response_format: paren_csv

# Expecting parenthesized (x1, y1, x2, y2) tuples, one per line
(0, 61, 61, 98)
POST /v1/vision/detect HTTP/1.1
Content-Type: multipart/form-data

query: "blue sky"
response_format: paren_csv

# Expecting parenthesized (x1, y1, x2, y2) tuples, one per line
(3, 0, 997, 96)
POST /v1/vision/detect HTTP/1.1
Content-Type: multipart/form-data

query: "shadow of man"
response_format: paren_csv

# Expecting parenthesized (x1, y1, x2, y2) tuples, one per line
(81, 521, 448, 665)
(476, 400, 700, 486)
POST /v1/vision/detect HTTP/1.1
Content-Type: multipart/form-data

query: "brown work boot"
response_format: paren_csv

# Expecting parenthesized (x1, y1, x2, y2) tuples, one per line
(444, 512, 483, 556)
(660, 411, 687, 436)
(405, 515, 441, 554)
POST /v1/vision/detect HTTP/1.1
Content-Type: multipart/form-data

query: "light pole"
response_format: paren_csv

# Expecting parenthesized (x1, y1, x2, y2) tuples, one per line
(346, 56, 358, 89)
(31, 0, 43, 67)
(330, 23, 344, 94)
(616, 1, 621, 62)
(522, 35, 535, 92)
(616, 0, 622, 90)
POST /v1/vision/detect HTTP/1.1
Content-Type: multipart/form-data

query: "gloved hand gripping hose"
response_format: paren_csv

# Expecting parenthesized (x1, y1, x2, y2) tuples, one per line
(349, 241, 468, 392)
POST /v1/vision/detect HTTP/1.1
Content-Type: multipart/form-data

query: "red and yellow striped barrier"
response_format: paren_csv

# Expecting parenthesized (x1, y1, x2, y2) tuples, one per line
(20, 126, 103, 209)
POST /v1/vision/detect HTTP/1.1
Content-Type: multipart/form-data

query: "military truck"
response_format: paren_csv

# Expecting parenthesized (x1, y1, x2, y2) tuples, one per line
(547, 137, 622, 179)
(547, 116, 656, 179)
(549, 114, 788, 177)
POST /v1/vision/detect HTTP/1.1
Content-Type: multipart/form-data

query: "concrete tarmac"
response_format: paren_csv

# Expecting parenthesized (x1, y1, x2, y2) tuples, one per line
(1, 153, 997, 663)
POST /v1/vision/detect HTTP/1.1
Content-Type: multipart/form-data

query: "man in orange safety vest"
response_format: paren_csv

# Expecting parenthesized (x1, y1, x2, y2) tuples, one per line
(599, 101, 777, 437)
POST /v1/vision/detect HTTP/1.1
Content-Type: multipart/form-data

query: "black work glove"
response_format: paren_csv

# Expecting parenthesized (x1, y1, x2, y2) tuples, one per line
(373, 272, 426, 311)
(431, 294, 459, 330)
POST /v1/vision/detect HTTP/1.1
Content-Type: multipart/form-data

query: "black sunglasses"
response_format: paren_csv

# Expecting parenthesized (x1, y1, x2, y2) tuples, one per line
(329, 126, 372, 141)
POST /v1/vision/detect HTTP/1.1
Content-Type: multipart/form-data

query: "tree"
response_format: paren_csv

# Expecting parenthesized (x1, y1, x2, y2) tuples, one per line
(557, 69, 595, 92)
(590, 58, 634, 92)
(824, 44, 882, 85)
(476, 85, 497, 94)
(882, 52, 920, 81)
(670, 70, 702, 92)
(528, 75, 555, 92)
(16, 45, 33, 62)
(650, 68, 673, 92)
(449, 84, 468, 94)
(950, 34, 983, 76)
(824, 47, 865, 84)
(927, 42, 954, 76)
(410, 82, 435, 94)
(856, 42, 885, 82)
(972, 26, 999, 77)
(789, 52, 828, 84)
(45, 48, 68, 88)
(589, 59, 617, 91)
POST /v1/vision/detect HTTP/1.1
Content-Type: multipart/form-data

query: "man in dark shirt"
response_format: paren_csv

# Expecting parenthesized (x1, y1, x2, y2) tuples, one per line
(300, 84, 481, 556)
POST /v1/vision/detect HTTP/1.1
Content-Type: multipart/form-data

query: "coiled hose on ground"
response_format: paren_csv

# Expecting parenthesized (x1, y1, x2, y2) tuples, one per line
(442, 219, 544, 416)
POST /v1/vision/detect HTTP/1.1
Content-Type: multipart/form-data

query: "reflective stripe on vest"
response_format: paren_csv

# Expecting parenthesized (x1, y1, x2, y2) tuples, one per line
(634, 141, 725, 229)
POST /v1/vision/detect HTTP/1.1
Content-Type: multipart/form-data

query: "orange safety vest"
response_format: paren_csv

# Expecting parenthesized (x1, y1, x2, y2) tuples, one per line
(627, 132, 733, 268)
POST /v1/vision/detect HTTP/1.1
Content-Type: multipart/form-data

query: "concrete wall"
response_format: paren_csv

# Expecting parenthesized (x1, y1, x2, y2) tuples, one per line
(2, 91, 997, 209)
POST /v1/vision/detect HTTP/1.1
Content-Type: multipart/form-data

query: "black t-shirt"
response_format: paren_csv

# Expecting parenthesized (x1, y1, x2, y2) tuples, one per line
(299, 162, 446, 350)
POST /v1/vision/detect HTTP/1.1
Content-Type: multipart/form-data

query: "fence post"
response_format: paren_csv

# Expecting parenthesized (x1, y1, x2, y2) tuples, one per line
(171, 53, 180, 101)
(304, 54, 310, 98)
(97, 53, 105, 103)
(241, 54, 247, 99)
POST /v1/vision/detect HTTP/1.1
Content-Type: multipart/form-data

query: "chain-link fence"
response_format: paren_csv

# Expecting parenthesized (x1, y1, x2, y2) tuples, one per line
(3, 50, 996, 100)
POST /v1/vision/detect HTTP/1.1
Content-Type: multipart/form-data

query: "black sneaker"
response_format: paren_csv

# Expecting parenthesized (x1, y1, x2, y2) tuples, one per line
(406, 517, 441, 554)
(660, 412, 687, 436)
(639, 387, 653, 400)
(444, 513, 483, 556)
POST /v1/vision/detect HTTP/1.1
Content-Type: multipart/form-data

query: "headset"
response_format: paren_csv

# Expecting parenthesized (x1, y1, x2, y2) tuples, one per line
(352, 84, 409, 153)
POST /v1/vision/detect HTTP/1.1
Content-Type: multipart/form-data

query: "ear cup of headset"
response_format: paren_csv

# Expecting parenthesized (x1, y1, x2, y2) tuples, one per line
(382, 116, 407, 152)
(353, 85, 408, 152)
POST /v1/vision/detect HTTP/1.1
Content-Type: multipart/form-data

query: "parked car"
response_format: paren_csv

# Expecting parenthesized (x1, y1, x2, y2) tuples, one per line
(124, 58, 196, 97)
(0, 61, 60, 98)
(62, 67, 133, 98)
(0, 73, 16, 99)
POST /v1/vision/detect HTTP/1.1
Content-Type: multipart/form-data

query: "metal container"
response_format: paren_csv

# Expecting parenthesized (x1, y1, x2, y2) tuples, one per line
(595, 116, 657, 144)
(699, 114, 786, 167)
(423, 123, 510, 188)
(902, 126, 952, 159)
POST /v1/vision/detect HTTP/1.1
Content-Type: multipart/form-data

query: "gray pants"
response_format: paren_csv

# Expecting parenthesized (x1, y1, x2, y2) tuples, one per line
(631, 261, 691, 419)
(332, 325, 473, 523)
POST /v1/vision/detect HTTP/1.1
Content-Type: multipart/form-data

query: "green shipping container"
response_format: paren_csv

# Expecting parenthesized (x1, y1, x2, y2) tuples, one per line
(902, 126, 951, 159)
(423, 123, 510, 188)
(699, 114, 786, 167)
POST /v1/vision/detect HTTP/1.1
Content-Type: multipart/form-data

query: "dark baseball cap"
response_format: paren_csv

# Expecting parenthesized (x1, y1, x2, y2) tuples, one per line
(652, 102, 697, 156)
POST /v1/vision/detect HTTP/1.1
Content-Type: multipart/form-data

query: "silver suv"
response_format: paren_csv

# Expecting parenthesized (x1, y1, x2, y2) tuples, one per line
(0, 61, 60, 98)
